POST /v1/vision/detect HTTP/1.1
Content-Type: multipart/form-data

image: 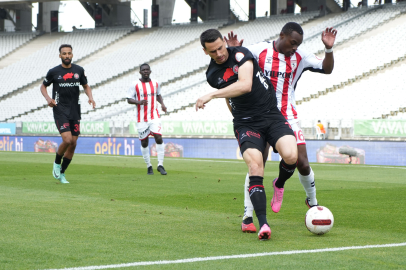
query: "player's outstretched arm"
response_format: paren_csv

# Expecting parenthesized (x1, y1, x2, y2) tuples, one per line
(157, 94, 167, 113)
(127, 98, 147, 105)
(195, 60, 253, 111)
(83, 84, 96, 109)
(321, 27, 337, 74)
(40, 83, 56, 107)
(224, 31, 244, 47)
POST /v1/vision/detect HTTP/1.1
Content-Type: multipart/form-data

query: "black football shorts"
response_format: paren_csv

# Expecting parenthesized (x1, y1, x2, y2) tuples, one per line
(54, 113, 80, 136)
(234, 114, 294, 155)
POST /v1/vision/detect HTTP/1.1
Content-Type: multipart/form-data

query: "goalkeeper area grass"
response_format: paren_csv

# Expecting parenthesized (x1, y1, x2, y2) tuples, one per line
(0, 151, 405, 270)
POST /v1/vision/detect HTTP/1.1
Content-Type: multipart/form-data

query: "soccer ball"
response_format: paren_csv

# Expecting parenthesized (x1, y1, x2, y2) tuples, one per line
(305, 206, 334, 235)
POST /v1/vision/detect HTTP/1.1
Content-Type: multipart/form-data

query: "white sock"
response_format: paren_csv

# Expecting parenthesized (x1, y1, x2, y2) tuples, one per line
(156, 143, 165, 167)
(298, 167, 317, 206)
(141, 146, 151, 167)
(243, 172, 254, 219)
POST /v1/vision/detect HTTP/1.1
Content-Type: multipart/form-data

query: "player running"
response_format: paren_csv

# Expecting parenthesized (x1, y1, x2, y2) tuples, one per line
(224, 22, 337, 232)
(41, 44, 96, 184)
(127, 63, 168, 175)
(196, 29, 298, 240)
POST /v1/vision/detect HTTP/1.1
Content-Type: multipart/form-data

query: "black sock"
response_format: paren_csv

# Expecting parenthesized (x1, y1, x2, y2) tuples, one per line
(61, 157, 72, 173)
(276, 159, 297, 188)
(55, 153, 63, 165)
(242, 216, 253, 225)
(249, 176, 268, 228)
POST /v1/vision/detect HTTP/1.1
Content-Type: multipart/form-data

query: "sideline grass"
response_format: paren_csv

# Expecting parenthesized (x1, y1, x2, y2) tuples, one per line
(0, 151, 405, 270)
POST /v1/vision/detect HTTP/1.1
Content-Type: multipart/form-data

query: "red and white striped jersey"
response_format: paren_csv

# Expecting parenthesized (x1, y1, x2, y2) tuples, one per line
(127, 79, 162, 123)
(246, 41, 325, 122)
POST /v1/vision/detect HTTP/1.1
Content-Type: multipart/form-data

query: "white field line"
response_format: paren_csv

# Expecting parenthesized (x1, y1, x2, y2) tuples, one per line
(3, 151, 406, 170)
(44, 242, 406, 270)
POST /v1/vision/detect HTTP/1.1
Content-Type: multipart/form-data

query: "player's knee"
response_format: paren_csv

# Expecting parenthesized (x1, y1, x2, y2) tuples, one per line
(70, 140, 77, 149)
(141, 140, 148, 148)
(282, 149, 298, 165)
(63, 138, 73, 145)
(249, 161, 263, 175)
(155, 136, 163, 144)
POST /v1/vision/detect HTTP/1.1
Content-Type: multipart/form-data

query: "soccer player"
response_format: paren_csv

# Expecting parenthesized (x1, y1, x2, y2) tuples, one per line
(196, 29, 298, 240)
(224, 22, 337, 231)
(40, 44, 96, 184)
(127, 63, 168, 175)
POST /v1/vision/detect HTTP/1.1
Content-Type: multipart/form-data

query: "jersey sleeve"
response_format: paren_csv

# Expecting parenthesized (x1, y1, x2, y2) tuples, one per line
(80, 68, 88, 85)
(233, 47, 255, 67)
(245, 42, 269, 60)
(156, 82, 161, 96)
(302, 51, 325, 73)
(127, 84, 137, 100)
(43, 70, 53, 86)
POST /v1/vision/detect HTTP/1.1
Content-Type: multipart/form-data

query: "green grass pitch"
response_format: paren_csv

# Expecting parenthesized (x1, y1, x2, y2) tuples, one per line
(0, 151, 405, 270)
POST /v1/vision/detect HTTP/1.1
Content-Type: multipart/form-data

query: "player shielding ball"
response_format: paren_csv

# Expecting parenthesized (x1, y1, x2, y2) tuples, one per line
(196, 29, 298, 240)
(40, 44, 96, 184)
(127, 63, 168, 175)
(225, 22, 337, 231)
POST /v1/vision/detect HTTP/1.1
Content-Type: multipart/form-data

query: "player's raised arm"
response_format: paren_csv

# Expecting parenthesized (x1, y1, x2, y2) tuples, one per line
(321, 27, 337, 74)
(83, 84, 96, 109)
(195, 60, 253, 111)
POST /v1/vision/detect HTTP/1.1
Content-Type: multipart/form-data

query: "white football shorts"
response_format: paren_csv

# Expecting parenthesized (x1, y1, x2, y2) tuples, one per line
(136, 119, 162, 140)
(288, 120, 306, 145)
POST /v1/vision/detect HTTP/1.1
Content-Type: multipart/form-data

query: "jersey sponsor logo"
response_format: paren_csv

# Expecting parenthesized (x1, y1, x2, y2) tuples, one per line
(74, 73, 79, 79)
(63, 72, 74, 81)
(59, 82, 80, 87)
(232, 65, 239, 74)
(256, 71, 269, 90)
(235, 52, 245, 62)
(264, 70, 293, 79)
(223, 67, 235, 82)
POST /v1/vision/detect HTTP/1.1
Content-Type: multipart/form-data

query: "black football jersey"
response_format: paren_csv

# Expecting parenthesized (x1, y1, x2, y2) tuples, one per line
(206, 47, 277, 121)
(43, 64, 87, 120)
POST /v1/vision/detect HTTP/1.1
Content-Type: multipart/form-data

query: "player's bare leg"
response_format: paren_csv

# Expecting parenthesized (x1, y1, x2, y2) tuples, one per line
(271, 135, 298, 213)
(140, 136, 153, 175)
(153, 134, 167, 175)
(242, 147, 271, 240)
(297, 144, 318, 208)
(242, 143, 270, 233)
(59, 135, 77, 183)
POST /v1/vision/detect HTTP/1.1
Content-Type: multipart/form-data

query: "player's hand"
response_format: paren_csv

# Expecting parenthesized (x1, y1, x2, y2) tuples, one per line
(47, 98, 57, 107)
(321, 27, 337, 49)
(138, 100, 148, 105)
(161, 104, 167, 113)
(88, 98, 96, 109)
(224, 31, 244, 47)
(195, 94, 213, 111)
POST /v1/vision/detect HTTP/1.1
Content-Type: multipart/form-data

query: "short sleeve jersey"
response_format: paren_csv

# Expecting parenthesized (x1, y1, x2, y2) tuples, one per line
(246, 41, 324, 121)
(206, 47, 277, 121)
(127, 79, 161, 123)
(43, 64, 87, 120)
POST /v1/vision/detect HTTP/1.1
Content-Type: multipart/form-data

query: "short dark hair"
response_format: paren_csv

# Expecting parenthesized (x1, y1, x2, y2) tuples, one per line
(200, 29, 223, 48)
(140, 63, 150, 70)
(59, 44, 72, 53)
(281, 22, 304, 36)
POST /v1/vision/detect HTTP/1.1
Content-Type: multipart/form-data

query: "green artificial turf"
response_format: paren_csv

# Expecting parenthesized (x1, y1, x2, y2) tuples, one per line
(0, 151, 405, 270)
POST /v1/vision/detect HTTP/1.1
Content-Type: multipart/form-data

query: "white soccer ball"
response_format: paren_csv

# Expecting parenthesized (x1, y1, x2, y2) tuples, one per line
(305, 206, 334, 235)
